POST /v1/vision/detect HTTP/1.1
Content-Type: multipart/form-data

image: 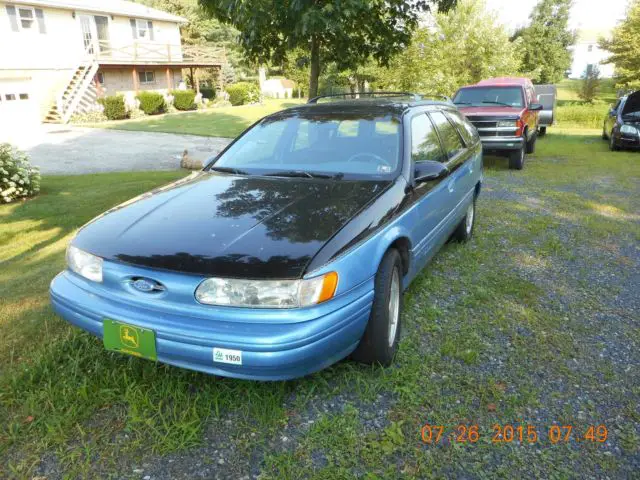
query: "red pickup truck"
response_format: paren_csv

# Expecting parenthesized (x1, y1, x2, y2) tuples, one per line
(453, 77, 543, 170)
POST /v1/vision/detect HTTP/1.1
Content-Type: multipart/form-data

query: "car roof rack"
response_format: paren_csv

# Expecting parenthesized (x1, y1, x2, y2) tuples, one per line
(307, 92, 453, 105)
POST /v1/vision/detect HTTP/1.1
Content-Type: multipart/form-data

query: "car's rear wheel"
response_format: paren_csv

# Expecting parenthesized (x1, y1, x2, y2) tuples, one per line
(352, 249, 403, 366)
(508, 142, 525, 170)
(453, 197, 476, 242)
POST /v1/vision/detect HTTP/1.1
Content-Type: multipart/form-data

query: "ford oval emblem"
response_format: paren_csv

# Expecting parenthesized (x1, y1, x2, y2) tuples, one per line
(131, 278, 165, 293)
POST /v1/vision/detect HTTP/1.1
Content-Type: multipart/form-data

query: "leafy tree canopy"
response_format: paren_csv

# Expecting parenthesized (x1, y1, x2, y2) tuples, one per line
(198, 0, 456, 97)
(376, 0, 521, 96)
(511, 0, 576, 84)
(599, 0, 640, 90)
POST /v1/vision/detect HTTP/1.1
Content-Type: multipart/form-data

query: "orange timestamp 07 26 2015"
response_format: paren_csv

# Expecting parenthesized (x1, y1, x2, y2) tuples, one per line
(420, 423, 608, 445)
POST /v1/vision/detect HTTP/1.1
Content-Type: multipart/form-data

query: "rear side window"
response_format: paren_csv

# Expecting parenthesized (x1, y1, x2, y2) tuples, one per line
(429, 111, 465, 159)
(411, 114, 446, 163)
(445, 111, 478, 146)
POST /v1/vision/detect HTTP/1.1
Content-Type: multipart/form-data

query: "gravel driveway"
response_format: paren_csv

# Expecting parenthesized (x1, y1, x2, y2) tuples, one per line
(5, 125, 231, 175)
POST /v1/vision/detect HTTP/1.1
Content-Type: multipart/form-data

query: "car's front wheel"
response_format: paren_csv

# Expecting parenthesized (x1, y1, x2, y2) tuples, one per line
(609, 133, 620, 151)
(352, 249, 403, 366)
(509, 142, 525, 170)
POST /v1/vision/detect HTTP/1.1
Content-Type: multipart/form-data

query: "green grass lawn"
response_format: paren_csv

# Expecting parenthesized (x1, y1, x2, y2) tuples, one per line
(1, 129, 639, 478)
(96, 98, 305, 138)
(555, 79, 618, 129)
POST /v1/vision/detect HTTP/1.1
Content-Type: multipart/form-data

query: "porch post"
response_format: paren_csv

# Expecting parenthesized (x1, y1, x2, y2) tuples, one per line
(194, 68, 200, 94)
(132, 67, 139, 93)
(166, 67, 172, 90)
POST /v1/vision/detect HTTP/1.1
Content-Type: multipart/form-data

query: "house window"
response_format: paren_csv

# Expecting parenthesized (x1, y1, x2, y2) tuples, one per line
(588, 44, 593, 52)
(19, 93, 29, 100)
(138, 71, 155, 84)
(95, 72, 105, 85)
(133, 19, 154, 40)
(5, 94, 16, 101)
(18, 7, 35, 29)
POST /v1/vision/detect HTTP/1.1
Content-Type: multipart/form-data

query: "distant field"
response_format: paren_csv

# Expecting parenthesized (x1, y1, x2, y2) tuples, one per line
(554, 78, 618, 129)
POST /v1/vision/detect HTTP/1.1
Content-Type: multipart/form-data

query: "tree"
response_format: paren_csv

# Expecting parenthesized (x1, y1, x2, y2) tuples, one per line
(198, 0, 456, 98)
(511, 0, 576, 84)
(578, 65, 601, 102)
(376, 0, 521, 95)
(599, 0, 640, 90)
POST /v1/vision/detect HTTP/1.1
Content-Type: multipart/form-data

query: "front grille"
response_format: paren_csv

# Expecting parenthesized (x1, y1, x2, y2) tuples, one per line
(478, 130, 500, 137)
(471, 121, 498, 129)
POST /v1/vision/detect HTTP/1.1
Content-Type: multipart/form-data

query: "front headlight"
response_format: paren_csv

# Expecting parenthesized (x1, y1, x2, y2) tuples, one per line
(620, 125, 638, 135)
(195, 272, 338, 308)
(66, 245, 103, 282)
(497, 120, 517, 128)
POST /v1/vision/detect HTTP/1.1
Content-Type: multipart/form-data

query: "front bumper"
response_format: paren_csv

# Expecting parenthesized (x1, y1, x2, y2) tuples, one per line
(479, 136, 524, 151)
(50, 270, 373, 380)
(615, 132, 640, 150)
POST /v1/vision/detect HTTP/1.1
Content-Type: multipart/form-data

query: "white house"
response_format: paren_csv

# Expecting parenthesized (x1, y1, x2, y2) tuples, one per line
(0, 0, 225, 129)
(568, 29, 615, 79)
(258, 67, 295, 99)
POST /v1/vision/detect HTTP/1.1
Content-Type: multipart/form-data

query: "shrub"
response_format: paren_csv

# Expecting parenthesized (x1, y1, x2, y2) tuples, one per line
(171, 89, 197, 111)
(556, 102, 609, 128)
(136, 91, 166, 115)
(200, 87, 216, 99)
(578, 65, 601, 103)
(0, 144, 41, 203)
(70, 110, 108, 124)
(225, 82, 261, 106)
(97, 95, 128, 120)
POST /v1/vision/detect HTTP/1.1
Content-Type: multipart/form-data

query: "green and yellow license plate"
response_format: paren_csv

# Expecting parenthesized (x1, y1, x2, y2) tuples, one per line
(103, 319, 157, 361)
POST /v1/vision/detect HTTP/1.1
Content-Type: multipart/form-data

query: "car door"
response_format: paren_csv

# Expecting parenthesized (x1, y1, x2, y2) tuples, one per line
(428, 110, 474, 232)
(407, 112, 451, 270)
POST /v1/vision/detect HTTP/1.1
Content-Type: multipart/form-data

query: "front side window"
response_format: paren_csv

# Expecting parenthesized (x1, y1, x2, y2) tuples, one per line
(445, 111, 477, 146)
(429, 111, 465, 159)
(411, 114, 445, 163)
(138, 71, 155, 84)
(210, 112, 402, 179)
(454, 86, 524, 108)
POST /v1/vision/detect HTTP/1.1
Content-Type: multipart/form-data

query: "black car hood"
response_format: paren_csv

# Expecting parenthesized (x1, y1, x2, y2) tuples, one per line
(622, 90, 640, 116)
(74, 172, 390, 278)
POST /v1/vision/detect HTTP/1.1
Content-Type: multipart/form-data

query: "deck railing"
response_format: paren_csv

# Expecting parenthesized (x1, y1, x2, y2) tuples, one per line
(91, 41, 226, 65)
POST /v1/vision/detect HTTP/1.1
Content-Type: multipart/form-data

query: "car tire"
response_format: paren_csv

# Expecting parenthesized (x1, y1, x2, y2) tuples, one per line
(539, 126, 547, 137)
(609, 133, 620, 151)
(352, 248, 403, 366)
(453, 196, 476, 243)
(525, 132, 537, 154)
(508, 143, 525, 170)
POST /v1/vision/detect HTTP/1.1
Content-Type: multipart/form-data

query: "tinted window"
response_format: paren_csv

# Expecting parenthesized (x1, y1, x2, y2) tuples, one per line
(411, 114, 445, 163)
(429, 111, 465, 159)
(445, 111, 477, 145)
(213, 113, 402, 179)
(454, 86, 524, 108)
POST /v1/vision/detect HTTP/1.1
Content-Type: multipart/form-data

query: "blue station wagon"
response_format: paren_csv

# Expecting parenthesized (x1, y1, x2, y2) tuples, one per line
(50, 93, 483, 380)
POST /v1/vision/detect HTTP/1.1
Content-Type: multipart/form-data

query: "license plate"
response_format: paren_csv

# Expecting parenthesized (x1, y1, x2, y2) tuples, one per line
(213, 347, 242, 365)
(103, 319, 157, 361)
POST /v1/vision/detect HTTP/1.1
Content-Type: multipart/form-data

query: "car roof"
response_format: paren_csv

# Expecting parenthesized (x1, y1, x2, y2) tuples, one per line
(273, 98, 455, 119)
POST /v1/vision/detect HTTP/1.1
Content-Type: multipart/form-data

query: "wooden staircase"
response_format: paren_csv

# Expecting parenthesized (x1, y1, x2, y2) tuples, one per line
(45, 53, 99, 124)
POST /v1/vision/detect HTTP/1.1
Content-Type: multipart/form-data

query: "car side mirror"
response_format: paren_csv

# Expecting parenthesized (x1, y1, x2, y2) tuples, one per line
(414, 161, 449, 184)
(529, 103, 543, 111)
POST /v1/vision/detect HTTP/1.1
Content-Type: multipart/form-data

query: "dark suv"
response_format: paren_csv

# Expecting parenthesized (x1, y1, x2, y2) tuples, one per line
(603, 91, 640, 151)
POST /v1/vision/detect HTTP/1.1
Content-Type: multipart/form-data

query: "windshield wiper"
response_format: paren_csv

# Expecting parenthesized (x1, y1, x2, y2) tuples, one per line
(209, 166, 250, 175)
(481, 100, 515, 107)
(264, 170, 337, 179)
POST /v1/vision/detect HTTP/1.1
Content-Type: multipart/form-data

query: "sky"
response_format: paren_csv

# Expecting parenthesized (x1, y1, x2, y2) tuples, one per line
(483, 0, 629, 33)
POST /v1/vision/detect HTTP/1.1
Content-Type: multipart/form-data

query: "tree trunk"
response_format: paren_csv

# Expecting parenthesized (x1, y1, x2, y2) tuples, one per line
(308, 36, 320, 99)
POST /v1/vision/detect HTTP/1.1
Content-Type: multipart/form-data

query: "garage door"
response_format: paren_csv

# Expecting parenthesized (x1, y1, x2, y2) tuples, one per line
(0, 80, 40, 139)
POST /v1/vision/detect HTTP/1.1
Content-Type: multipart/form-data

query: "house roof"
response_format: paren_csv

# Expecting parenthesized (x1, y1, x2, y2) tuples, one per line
(12, 0, 187, 23)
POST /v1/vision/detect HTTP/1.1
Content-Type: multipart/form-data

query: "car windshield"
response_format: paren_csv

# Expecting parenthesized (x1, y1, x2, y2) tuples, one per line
(208, 111, 402, 179)
(454, 87, 524, 108)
